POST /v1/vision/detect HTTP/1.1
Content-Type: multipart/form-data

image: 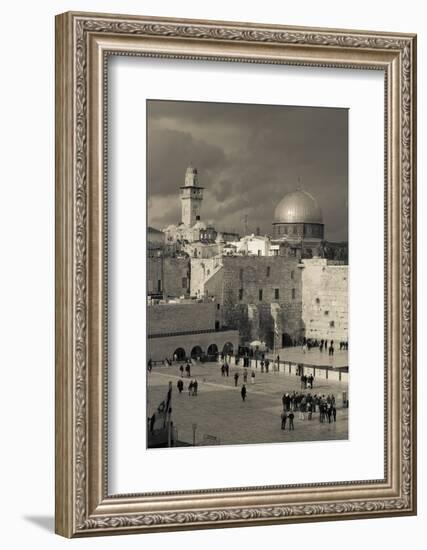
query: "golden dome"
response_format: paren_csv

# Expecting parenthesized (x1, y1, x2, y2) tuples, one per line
(274, 189, 323, 224)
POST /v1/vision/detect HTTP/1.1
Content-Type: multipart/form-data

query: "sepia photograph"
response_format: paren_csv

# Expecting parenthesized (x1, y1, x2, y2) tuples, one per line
(146, 99, 349, 449)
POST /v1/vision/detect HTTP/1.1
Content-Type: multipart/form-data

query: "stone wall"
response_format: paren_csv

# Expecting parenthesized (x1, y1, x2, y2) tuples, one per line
(301, 258, 348, 342)
(147, 256, 163, 295)
(191, 255, 304, 345)
(147, 256, 190, 298)
(148, 301, 216, 336)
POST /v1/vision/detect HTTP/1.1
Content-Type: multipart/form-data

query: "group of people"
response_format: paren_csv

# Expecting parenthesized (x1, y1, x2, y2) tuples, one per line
(233, 370, 255, 386)
(280, 410, 295, 430)
(318, 339, 335, 355)
(176, 378, 198, 396)
(298, 337, 349, 356)
(220, 363, 230, 377)
(260, 359, 271, 373)
(281, 391, 337, 426)
(235, 355, 252, 367)
(179, 363, 192, 377)
(300, 373, 315, 389)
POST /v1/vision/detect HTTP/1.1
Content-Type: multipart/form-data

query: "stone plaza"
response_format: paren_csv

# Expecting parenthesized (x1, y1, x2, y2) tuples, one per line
(147, 354, 348, 448)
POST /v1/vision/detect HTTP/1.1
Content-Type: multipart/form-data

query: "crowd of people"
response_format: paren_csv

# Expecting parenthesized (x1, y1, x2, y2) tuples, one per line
(281, 391, 337, 429)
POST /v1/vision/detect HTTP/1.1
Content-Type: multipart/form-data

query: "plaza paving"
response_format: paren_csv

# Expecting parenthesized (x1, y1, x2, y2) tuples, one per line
(147, 360, 348, 448)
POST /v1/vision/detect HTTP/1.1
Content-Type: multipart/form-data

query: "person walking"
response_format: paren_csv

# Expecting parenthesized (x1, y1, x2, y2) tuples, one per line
(179, 364, 184, 377)
(243, 370, 248, 383)
(251, 371, 255, 384)
(241, 384, 247, 401)
(327, 403, 332, 423)
(299, 402, 305, 421)
(234, 372, 239, 387)
(307, 401, 313, 420)
(193, 379, 198, 396)
(288, 411, 295, 431)
(281, 410, 287, 430)
(177, 379, 184, 393)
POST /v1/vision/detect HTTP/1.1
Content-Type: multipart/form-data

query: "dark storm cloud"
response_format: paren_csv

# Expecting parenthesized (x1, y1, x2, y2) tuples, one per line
(147, 100, 348, 241)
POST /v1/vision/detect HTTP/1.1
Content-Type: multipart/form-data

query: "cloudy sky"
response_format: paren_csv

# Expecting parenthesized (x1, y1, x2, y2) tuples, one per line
(147, 100, 348, 242)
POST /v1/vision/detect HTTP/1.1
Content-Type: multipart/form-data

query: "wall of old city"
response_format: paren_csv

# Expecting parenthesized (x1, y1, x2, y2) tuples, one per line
(192, 255, 304, 344)
(301, 258, 348, 342)
(147, 256, 190, 298)
(148, 301, 217, 335)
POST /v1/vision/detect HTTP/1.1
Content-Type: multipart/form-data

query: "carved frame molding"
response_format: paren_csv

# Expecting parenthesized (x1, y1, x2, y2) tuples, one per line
(55, 12, 416, 537)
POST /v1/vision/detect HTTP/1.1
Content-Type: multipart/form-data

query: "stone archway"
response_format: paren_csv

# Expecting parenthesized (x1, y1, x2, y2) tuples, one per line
(173, 347, 186, 361)
(207, 344, 218, 359)
(190, 346, 203, 359)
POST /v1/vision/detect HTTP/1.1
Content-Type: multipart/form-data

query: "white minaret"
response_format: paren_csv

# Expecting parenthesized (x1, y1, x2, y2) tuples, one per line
(180, 165, 204, 226)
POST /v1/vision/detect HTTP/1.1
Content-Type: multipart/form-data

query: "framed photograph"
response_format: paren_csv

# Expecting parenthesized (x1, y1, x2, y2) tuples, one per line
(55, 11, 417, 537)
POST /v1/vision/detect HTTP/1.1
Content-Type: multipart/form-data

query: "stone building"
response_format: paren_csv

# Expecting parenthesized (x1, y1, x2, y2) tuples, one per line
(229, 234, 272, 256)
(147, 226, 165, 254)
(147, 300, 238, 362)
(147, 256, 190, 299)
(301, 258, 348, 342)
(190, 255, 303, 348)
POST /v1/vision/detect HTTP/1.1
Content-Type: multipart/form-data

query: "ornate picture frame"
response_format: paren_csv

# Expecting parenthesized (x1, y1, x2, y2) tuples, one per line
(55, 11, 417, 537)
